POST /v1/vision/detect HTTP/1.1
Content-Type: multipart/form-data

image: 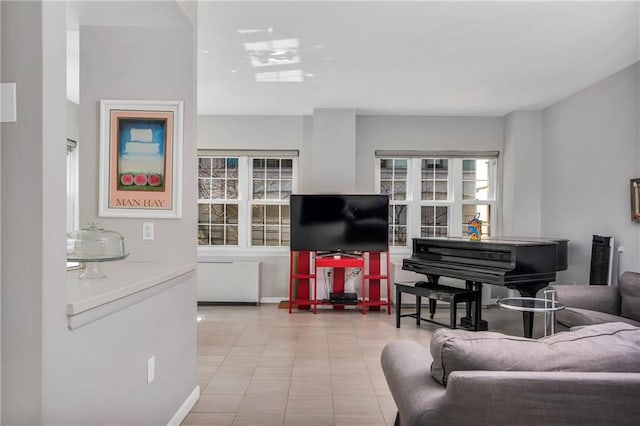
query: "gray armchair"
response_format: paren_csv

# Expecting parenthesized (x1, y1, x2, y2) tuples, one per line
(554, 271, 640, 328)
(381, 322, 640, 426)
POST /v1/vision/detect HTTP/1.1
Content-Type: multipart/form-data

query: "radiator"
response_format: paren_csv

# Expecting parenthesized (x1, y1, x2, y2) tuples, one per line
(197, 261, 260, 304)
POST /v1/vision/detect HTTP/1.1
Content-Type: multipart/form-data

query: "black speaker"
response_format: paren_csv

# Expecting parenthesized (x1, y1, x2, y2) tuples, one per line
(589, 235, 613, 285)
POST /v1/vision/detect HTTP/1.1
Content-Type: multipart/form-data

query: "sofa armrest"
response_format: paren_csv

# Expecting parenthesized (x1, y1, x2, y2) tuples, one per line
(439, 371, 640, 426)
(381, 340, 446, 426)
(553, 284, 620, 315)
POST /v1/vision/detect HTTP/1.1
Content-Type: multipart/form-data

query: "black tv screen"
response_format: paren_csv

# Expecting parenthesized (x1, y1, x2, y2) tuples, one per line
(290, 194, 389, 252)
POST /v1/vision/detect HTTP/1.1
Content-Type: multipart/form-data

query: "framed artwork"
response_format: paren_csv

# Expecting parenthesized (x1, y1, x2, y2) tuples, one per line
(99, 100, 183, 218)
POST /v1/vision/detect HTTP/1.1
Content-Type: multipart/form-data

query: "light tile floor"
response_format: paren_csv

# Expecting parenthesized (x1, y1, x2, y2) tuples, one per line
(182, 304, 561, 426)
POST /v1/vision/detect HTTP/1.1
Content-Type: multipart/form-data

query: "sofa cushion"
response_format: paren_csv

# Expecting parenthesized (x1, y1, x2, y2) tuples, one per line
(430, 322, 640, 385)
(619, 271, 640, 322)
(557, 307, 640, 328)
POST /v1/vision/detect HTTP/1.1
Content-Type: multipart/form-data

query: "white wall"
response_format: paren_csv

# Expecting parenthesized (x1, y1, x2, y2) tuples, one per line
(197, 115, 306, 298)
(198, 115, 305, 150)
(542, 62, 639, 284)
(198, 114, 505, 197)
(1, 2, 48, 422)
(0, 0, 4, 417)
(357, 115, 505, 302)
(2, 1, 198, 424)
(69, 21, 197, 423)
(40, 4, 72, 424)
(196, 67, 638, 301)
(197, 114, 307, 192)
(503, 111, 543, 236)
(79, 25, 197, 263)
(199, 81, 640, 297)
(355, 116, 504, 192)
(45, 273, 197, 425)
(311, 108, 357, 192)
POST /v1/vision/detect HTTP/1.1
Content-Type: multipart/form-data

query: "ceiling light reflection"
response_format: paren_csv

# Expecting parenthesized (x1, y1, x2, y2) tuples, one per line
(255, 69, 304, 82)
(237, 29, 264, 34)
(244, 38, 300, 68)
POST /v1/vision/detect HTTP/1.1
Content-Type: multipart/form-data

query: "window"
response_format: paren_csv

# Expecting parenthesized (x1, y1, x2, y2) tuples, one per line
(420, 158, 450, 238)
(198, 152, 297, 248)
(66, 139, 79, 268)
(461, 159, 494, 237)
(198, 157, 239, 245)
(380, 159, 408, 247)
(376, 154, 497, 248)
(250, 158, 293, 246)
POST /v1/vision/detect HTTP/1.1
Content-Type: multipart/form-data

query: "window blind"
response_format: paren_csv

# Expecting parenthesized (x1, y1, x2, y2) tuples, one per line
(198, 149, 299, 157)
(375, 150, 499, 158)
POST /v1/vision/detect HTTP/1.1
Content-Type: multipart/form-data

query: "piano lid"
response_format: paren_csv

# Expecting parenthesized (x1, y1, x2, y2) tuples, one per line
(418, 236, 560, 246)
(403, 237, 559, 286)
(484, 236, 568, 271)
(421, 236, 568, 271)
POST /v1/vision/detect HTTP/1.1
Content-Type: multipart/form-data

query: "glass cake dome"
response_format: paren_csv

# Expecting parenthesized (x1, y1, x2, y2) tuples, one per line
(67, 223, 129, 279)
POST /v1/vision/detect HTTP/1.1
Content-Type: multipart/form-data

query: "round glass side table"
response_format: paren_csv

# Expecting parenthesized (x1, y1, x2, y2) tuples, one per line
(498, 290, 565, 337)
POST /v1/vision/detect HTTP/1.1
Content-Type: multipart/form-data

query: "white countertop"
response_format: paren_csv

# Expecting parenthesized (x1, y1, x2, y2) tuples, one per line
(67, 262, 196, 316)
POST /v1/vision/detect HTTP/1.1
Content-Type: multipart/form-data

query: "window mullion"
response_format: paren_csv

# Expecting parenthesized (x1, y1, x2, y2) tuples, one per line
(409, 158, 421, 243)
(450, 159, 463, 237)
(490, 158, 498, 233)
(238, 156, 250, 248)
(374, 158, 381, 193)
(292, 157, 299, 193)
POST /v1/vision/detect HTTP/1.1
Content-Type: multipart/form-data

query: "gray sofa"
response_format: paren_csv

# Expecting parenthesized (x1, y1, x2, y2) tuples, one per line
(554, 271, 640, 328)
(381, 322, 640, 426)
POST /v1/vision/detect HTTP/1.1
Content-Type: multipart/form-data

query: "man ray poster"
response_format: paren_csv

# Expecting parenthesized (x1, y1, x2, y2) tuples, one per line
(109, 110, 174, 210)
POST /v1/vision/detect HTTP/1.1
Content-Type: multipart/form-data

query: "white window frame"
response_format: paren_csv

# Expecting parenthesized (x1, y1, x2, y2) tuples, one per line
(415, 157, 452, 240)
(67, 139, 80, 269)
(197, 151, 298, 256)
(459, 158, 497, 238)
(248, 157, 296, 248)
(375, 154, 498, 255)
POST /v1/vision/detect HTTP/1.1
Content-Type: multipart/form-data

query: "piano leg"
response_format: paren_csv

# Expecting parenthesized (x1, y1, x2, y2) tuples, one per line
(460, 281, 488, 331)
(512, 282, 551, 338)
(395, 285, 401, 328)
(522, 311, 534, 339)
(421, 275, 439, 321)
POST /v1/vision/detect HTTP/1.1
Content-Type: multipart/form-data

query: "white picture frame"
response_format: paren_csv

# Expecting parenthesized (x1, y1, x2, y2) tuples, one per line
(99, 99, 183, 218)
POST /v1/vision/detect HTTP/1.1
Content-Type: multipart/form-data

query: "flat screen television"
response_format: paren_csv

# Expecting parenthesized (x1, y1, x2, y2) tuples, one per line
(290, 194, 389, 253)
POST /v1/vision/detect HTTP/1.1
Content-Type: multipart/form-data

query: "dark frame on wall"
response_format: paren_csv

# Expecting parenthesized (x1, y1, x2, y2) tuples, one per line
(630, 178, 640, 222)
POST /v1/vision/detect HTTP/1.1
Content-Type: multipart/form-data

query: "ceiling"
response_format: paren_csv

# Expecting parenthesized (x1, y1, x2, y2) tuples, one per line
(67, 1, 639, 117)
(197, 1, 639, 116)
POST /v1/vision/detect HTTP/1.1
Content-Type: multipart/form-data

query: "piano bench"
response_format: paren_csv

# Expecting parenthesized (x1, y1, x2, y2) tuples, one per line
(395, 282, 480, 331)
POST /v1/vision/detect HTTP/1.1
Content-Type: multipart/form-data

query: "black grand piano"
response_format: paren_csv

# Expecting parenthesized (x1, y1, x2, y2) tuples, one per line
(402, 237, 568, 338)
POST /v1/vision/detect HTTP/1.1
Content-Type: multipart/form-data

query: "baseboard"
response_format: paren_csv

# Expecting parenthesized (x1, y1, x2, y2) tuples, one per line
(197, 297, 282, 305)
(198, 301, 258, 306)
(167, 385, 200, 426)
